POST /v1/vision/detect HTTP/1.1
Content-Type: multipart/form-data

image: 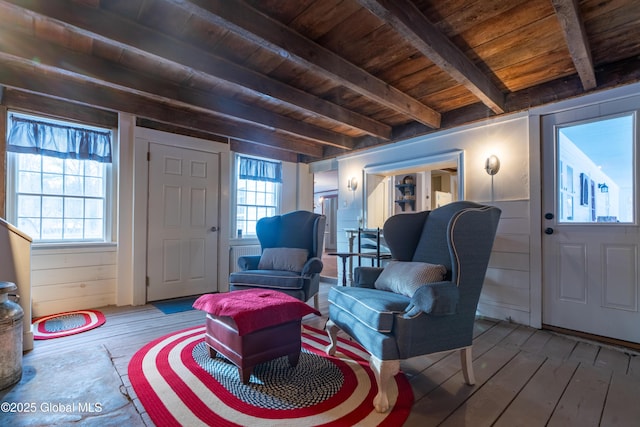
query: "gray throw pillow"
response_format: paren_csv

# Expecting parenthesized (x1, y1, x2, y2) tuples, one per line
(258, 247, 309, 272)
(374, 261, 447, 297)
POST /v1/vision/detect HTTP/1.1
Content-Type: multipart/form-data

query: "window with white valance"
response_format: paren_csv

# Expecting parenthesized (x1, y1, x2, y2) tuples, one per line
(7, 114, 112, 163)
(5, 112, 114, 243)
(235, 155, 282, 237)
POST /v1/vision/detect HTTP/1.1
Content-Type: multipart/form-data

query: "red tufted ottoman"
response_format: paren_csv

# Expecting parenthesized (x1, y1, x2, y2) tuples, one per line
(193, 289, 320, 384)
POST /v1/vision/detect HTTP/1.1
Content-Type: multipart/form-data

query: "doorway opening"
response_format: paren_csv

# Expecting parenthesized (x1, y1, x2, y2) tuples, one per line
(314, 169, 338, 280)
(363, 150, 464, 229)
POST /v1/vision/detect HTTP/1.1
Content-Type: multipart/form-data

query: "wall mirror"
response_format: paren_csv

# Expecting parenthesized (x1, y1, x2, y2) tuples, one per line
(363, 150, 465, 229)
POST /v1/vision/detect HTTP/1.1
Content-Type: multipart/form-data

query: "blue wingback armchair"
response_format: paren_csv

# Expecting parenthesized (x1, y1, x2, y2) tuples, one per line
(326, 201, 501, 412)
(229, 210, 326, 307)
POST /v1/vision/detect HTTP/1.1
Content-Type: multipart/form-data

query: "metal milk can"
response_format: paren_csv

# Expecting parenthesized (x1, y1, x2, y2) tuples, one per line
(0, 281, 23, 390)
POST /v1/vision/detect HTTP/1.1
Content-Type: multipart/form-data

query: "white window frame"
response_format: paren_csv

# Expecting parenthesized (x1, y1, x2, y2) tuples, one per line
(233, 154, 281, 238)
(5, 112, 116, 246)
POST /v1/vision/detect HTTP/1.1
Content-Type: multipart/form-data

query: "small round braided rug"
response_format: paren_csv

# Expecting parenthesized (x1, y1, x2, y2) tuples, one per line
(32, 309, 106, 340)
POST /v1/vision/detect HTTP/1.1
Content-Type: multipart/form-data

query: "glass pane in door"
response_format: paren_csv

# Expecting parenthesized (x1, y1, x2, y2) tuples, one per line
(557, 114, 635, 223)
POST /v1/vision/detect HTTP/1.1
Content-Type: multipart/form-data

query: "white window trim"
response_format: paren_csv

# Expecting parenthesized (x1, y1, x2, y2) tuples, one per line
(5, 113, 118, 246)
(232, 153, 282, 240)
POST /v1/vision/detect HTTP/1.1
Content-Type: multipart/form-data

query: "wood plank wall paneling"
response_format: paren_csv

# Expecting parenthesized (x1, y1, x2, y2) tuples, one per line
(31, 246, 117, 317)
(478, 200, 532, 324)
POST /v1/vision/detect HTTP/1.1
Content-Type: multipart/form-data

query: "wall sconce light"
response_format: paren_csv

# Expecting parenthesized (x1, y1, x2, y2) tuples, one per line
(347, 176, 358, 192)
(485, 155, 500, 176)
(598, 183, 609, 193)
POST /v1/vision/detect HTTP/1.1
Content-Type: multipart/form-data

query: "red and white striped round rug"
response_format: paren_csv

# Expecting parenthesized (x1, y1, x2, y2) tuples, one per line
(128, 325, 412, 426)
(32, 309, 106, 340)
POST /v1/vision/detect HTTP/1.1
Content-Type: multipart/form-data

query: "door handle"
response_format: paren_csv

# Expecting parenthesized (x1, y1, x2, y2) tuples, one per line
(544, 227, 554, 235)
(210, 226, 218, 232)
(545, 212, 554, 220)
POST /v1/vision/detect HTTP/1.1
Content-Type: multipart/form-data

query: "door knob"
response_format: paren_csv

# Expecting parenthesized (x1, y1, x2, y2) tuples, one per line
(210, 226, 218, 232)
(545, 212, 554, 220)
(544, 227, 554, 235)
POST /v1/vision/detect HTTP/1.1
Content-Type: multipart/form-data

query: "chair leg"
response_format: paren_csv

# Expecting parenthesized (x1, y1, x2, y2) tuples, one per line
(325, 319, 340, 356)
(370, 356, 400, 413)
(460, 346, 475, 385)
(313, 293, 319, 310)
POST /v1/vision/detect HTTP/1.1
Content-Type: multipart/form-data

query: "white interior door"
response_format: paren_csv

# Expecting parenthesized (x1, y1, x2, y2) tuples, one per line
(542, 99, 640, 343)
(147, 142, 219, 301)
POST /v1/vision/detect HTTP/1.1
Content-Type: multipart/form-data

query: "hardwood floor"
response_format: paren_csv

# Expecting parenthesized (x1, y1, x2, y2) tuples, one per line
(3, 281, 640, 426)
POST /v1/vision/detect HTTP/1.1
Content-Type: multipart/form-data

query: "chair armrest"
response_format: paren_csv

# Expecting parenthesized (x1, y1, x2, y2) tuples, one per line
(405, 281, 459, 316)
(353, 266, 384, 288)
(237, 255, 261, 271)
(302, 257, 323, 275)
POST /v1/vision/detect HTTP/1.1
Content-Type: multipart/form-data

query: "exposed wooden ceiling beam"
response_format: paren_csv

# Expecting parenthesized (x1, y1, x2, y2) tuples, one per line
(3, 0, 384, 139)
(551, 0, 597, 90)
(229, 138, 300, 164)
(357, 0, 505, 114)
(0, 28, 353, 151)
(168, 0, 441, 129)
(0, 53, 324, 158)
(3, 89, 118, 128)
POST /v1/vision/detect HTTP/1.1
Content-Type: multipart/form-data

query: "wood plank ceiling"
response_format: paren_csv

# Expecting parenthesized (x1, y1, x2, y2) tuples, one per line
(1, 0, 639, 162)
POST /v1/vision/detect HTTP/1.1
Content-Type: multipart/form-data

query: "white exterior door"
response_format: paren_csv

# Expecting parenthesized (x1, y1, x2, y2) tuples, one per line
(542, 98, 640, 343)
(146, 142, 219, 301)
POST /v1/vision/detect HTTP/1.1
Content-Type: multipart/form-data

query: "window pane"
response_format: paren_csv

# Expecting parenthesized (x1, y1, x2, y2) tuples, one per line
(42, 174, 63, 195)
(63, 218, 83, 239)
(85, 177, 103, 197)
(64, 175, 83, 196)
(18, 195, 40, 217)
(85, 161, 101, 177)
(42, 197, 63, 218)
(266, 193, 275, 206)
(557, 114, 634, 223)
(41, 218, 62, 240)
(42, 157, 63, 174)
(247, 191, 256, 204)
(84, 219, 103, 238)
(65, 198, 84, 218)
(246, 220, 257, 236)
(65, 159, 82, 176)
(18, 172, 41, 193)
(247, 206, 257, 220)
(18, 154, 41, 172)
(85, 199, 103, 219)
